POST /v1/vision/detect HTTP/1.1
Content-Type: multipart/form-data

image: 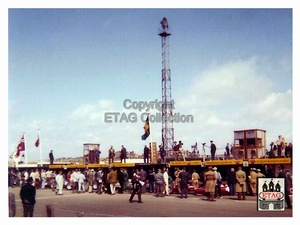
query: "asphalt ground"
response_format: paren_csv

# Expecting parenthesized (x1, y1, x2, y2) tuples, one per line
(7, 186, 292, 219)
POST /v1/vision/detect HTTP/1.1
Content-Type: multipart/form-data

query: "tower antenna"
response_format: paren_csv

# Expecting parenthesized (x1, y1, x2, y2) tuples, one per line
(159, 17, 174, 153)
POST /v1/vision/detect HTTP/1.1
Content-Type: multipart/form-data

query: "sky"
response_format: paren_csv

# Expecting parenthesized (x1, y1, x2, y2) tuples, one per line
(3, 3, 298, 164)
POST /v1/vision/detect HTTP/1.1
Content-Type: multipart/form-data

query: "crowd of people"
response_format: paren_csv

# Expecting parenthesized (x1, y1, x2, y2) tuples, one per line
(9, 162, 293, 217)
(268, 135, 293, 158)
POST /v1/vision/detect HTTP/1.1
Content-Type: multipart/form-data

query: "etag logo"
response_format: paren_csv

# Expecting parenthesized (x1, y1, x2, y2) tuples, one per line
(259, 192, 284, 200)
(257, 178, 285, 211)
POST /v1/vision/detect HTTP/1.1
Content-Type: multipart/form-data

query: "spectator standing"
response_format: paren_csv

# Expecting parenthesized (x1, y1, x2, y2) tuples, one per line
(95, 149, 101, 163)
(225, 143, 230, 157)
(34, 169, 41, 189)
(71, 170, 79, 193)
(277, 165, 292, 209)
(276, 135, 283, 156)
(23, 169, 29, 184)
(120, 145, 127, 163)
(55, 170, 64, 195)
(66, 170, 72, 186)
(227, 168, 236, 196)
(29, 169, 35, 185)
(139, 167, 147, 193)
(49, 150, 54, 165)
(204, 166, 216, 201)
(51, 171, 57, 192)
(86, 169, 95, 193)
(147, 169, 155, 193)
(174, 167, 182, 193)
(77, 170, 86, 193)
(286, 170, 293, 189)
(249, 168, 258, 196)
(20, 177, 36, 217)
(45, 169, 52, 187)
(159, 144, 166, 163)
(143, 145, 150, 163)
(163, 168, 170, 196)
(191, 169, 200, 195)
(41, 169, 46, 189)
(179, 167, 190, 199)
(118, 168, 125, 194)
(285, 143, 292, 157)
(123, 168, 129, 192)
(108, 146, 115, 164)
(236, 166, 247, 200)
(210, 140, 217, 160)
(107, 167, 118, 195)
(269, 142, 275, 158)
(155, 168, 165, 197)
(129, 170, 142, 203)
(213, 167, 222, 198)
(89, 150, 95, 163)
(96, 167, 104, 194)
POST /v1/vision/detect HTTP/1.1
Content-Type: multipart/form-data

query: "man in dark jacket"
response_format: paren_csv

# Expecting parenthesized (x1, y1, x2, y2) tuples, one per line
(120, 145, 127, 163)
(179, 167, 190, 198)
(49, 150, 54, 165)
(117, 169, 125, 194)
(277, 165, 292, 209)
(20, 177, 36, 217)
(227, 168, 236, 196)
(129, 170, 142, 203)
(210, 141, 217, 160)
(143, 145, 150, 164)
(139, 167, 147, 193)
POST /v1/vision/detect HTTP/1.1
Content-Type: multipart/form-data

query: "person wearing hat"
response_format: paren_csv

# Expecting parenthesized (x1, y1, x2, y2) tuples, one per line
(210, 141, 217, 160)
(213, 167, 222, 198)
(204, 166, 217, 201)
(20, 177, 36, 217)
(249, 168, 258, 196)
(191, 169, 200, 195)
(86, 168, 95, 193)
(236, 166, 247, 200)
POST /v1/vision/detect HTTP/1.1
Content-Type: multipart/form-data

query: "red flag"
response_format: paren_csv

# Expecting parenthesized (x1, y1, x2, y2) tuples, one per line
(16, 134, 25, 156)
(35, 136, 39, 147)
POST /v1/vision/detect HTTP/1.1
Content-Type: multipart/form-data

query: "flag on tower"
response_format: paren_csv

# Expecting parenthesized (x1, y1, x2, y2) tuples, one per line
(141, 116, 150, 140)
(16, 134, 25, 156)
(35, 136, 39, 147)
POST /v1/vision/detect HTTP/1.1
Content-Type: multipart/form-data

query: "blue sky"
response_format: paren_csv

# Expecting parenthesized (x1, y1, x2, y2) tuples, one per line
(4, 5, 297, 162)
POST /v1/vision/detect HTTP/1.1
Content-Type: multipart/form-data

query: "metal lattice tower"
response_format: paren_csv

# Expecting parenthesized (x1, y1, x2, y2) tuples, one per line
(159, 17, 174, 152)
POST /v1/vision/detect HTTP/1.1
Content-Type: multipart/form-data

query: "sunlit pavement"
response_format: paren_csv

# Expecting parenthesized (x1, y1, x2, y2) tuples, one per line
(8, 187, 292, 218)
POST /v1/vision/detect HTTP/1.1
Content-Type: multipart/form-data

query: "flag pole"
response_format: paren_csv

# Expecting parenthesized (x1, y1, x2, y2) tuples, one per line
(148, 112, 153, 163)
(38, 128, 42, 166)
(24, 132, 28, 165)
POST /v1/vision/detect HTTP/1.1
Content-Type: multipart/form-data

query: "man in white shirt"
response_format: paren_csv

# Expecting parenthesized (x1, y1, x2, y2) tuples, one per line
(163, 168, 170, 196)
(41, 169, 46, 189)
(55, 170, 64, 195)
(71, 169, 79, 193)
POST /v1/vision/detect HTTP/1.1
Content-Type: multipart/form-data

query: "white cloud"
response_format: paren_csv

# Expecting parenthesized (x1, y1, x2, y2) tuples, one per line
(173, 57, 292, 152)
